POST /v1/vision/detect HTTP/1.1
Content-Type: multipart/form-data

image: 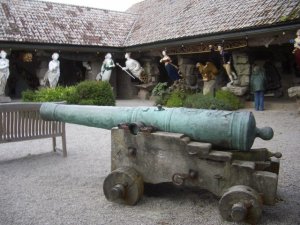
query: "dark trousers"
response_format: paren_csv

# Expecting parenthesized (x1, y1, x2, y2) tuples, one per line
(254, 91, 264, 111)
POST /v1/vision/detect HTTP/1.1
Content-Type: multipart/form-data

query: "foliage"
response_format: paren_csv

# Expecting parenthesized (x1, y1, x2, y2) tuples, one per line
(21, 89, 36, 102)
(62, 86, 77, 104)
(74, 81, 115, 106)
(154, 94, 168, 106)
(21, 81, 115, 106)
(175, 90, 244, 110)
(183, 93, 232, 110)
(165, 91, 187, 107)
(152, 81, 198, 106)
(215, 90, 243, 110)
(22, 86, 71, 102)
(169, 79, 198, 95)
(152, 82, 242, 110)
(151, 82, 168, 96)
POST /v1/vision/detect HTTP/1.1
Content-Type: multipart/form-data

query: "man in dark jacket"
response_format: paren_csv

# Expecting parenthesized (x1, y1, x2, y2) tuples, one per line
(250, 64, 266, 111)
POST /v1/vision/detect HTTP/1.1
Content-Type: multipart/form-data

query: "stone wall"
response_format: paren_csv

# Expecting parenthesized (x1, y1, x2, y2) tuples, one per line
(221, 52, 250, 96)
(178, 56, 197, 86)
(116, 69, 138, 99)
(36, 60, 48, 86)
(88, 61, 101, 80)
(233, 52, 250, 87)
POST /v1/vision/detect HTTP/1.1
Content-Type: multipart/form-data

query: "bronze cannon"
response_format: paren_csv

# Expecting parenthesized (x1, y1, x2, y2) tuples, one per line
(40, 103, 281, 224)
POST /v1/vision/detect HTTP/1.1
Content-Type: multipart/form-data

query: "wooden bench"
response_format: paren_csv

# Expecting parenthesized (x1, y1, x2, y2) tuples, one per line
(0, 103, 67, 157)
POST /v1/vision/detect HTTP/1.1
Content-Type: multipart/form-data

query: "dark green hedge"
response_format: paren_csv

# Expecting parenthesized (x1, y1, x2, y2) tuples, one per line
(22, 81, 115, 106)
(154, 89, 243, 110)
(185, 90, 244, 110)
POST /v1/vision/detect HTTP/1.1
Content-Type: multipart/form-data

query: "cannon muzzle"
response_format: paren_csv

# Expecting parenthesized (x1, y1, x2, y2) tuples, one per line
(40, 103, 273, 151)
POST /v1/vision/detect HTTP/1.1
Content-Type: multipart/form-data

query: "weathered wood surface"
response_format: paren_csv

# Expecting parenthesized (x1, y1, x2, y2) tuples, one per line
(0, 103, 67, 157)
(110, 128, 279, 205)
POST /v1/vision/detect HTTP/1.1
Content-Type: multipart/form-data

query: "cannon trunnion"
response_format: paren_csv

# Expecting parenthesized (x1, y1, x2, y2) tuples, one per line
(104, 126, 281, 224)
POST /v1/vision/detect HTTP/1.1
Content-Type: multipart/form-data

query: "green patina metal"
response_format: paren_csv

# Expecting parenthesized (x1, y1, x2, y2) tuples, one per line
(40, 103, 273, 151)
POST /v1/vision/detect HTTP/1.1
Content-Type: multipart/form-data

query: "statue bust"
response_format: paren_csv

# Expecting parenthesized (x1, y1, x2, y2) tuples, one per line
(0, 50, 10, 96)
(45, 53, 60, 88)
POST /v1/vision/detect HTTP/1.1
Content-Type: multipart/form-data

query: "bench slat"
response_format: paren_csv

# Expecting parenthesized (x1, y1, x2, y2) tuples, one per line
(17, 111, 21, 138)
(0, 113, 2, 141)
(0, 103, 67, 157)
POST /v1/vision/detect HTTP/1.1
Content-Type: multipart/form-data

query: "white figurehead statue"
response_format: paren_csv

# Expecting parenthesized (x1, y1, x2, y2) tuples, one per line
(96, 53, 115, 81)
(0, 50, 10, 96)
(118, 52, 144, 81)
(45, 52, 60, 88)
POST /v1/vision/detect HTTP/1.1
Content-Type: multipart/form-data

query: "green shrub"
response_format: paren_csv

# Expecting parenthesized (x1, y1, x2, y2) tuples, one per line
(183, 91, 243, 110)
(62, 86, 77, 104)
(155, 94, 169, 106)
(21, 81, 115, 106)
(22, 86, 67, 102)
(36, 86, 67, 102)
(22, 90, 36, 102)
(215, 90, 243, 110)
(184, 93, 215, 109)
(75, 81, 115, 106)
(166, 91, 186, 107)
(151, 82, 168, 96)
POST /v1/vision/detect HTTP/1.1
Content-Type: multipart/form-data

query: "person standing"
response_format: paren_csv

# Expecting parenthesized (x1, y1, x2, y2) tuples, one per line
(250, 64, 266, 111)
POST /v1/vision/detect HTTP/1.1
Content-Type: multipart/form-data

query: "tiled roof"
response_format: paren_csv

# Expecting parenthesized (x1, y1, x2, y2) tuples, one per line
(0, 0, 299, 48)
(0, 0, 137, 47)
(125, 0, 300, 46)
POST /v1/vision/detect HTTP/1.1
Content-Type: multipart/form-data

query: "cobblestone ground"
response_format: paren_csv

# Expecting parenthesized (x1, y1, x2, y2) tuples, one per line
(0, 99, 299, 225)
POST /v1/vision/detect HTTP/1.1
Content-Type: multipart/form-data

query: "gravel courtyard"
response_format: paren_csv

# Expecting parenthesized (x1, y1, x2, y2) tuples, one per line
(0, 99, 299, 225)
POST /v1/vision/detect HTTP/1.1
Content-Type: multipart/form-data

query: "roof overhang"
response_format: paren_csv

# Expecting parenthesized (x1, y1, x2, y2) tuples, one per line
(1, 22, 299, 54)
(124, 22, 300, 52)
(0, 41, 124, 53)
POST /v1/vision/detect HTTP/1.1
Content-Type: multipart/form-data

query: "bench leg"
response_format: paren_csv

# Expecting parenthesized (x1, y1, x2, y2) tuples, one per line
(52, 137, 56, 152)
(62, 126, 67, 157)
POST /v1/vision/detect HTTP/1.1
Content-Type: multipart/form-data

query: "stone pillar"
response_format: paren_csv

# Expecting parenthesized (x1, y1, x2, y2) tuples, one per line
(222, 52, 250, 96)
(178, 56, 196, 86)
(141, 58, 152, 83)
(233, 52, 250, 87)
(150, 61, 160, 83)
(130, 58, 158, 100)
(88, 61, 101, 80)
(116, 68, 138, 99)
(36, 60, 48, 87)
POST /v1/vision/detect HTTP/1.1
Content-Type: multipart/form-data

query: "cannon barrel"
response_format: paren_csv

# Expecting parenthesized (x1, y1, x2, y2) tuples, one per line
(40, 103, 273, 151)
